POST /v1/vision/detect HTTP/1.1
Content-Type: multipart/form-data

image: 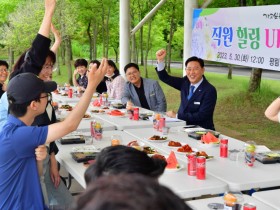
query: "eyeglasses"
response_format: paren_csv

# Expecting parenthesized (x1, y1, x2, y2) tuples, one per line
(0, 69, 8, 73)
(40, 93, 52, 102)
(126, 71, 139, 77)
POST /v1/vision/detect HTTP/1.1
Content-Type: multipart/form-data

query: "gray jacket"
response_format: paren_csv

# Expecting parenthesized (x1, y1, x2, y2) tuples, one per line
(121, 78, 167, 112)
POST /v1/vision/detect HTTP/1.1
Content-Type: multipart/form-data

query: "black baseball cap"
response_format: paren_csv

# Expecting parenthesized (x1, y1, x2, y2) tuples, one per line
(7, 72, 57, 104)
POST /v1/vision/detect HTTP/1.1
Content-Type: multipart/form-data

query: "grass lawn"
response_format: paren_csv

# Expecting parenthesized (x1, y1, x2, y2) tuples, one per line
(53, 65, 280, 150)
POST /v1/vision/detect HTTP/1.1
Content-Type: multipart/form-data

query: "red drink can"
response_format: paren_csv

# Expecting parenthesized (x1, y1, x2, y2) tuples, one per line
(133, 107, 139, 120)
(196, 156, 206, 180)
(220, 139, 228, 158)
(158, 118, 165, 132)
(243, 203, 256, 210)
(187, 152, 196, 176)
(68, 88, 73, 98)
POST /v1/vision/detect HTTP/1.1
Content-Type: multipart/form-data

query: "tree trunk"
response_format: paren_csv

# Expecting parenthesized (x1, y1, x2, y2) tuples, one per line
(60, 42, 66, 66)
(8, 47, 14, 69)
(131, 20, 137, 63)
(166, 6, 176, 73)
(87, 22, 93, 60)
(140, 27, 144, 66)
(114, 48, 118, 63)
(55, 51, 60, 76)
(69, 39, 73, 61)
(131, 33, 137, 63)
(93, 20, 98, 60)
(144, 19, 152, 78)
(228, 64, 232, 79)
(101, 3, 106, 57)
(248, 68, 262, 92)
(65, 36, 73, 85)
(239, 0, 246, 6)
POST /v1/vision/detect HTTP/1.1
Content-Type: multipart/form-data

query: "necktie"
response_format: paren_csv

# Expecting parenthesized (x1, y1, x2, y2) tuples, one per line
(187, 85, 195, 100)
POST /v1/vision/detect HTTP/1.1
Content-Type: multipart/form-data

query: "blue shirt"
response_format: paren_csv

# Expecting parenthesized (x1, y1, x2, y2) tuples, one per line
(0, 92, 8, 130)
(0, 115, 48, 209)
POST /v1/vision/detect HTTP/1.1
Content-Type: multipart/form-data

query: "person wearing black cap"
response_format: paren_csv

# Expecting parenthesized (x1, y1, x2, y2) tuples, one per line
(0, 0, 65, 207)
(0, 58, 108, 210)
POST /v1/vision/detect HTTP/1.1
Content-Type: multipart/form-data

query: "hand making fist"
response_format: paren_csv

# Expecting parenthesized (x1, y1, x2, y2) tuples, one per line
(156, 49, 166, 63)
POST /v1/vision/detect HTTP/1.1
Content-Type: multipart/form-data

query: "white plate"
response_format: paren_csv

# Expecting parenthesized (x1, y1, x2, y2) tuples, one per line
(174, 147, 198, 155)
(107, 110, 126, 117)
(146, 139, 169, 143)
(184, 128, 206, 133)
(206, 156, 214, 161)
(90, 110, 108, 115)
(198, 141, 220, 148)
(165, 164, 183, 172)
(82, 112, 93, 120)
(163, 141, 183, 148)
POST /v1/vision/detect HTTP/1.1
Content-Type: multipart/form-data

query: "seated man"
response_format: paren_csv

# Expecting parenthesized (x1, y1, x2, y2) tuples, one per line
(72, 58, 88, 90)
(121, 63, 167, 112)
(155, 49, 217, 130)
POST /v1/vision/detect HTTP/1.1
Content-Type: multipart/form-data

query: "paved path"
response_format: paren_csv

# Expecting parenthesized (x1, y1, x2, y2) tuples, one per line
(147, 60, 280, 80)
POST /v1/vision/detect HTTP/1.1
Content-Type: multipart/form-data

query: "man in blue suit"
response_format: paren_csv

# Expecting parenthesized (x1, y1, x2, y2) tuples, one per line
(155, 49, 217, 130)
(121, 63, 167, 112)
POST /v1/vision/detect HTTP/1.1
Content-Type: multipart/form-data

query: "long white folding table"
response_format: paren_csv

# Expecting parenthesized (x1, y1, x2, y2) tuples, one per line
(52, 93, 85, 103)
(76, 118, 116, 132)
(52, 92, 118, 104)
(90, 107, 186, 130)
(252, 189, 280, 210)
(124, 127, 280, 192)
(55, 130, 228, 199)
(187, 194, 277, 210)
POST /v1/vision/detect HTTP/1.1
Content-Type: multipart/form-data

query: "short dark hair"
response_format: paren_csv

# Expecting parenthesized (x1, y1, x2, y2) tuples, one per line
(107, 60, 120, 76)
(84, 145, 166, 185)
(89, 60, 100, 68)
(124, 63, 139, 73)
(185, 56, 204, 68)
(8, 96, 41, 117)
(74, 59, 88, 68)
(47, 50, 56, 65)
(72, 174, 192, 210)
(0, 60, 9, 69)
(10, 49, 56, 80)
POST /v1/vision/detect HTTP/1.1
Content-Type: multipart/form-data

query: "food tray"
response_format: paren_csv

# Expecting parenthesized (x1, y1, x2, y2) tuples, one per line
(71, 152, 99, 163)
(188, 130, 220, 140)
(255, 152, 280, 164)
(59, 135, 85, 144)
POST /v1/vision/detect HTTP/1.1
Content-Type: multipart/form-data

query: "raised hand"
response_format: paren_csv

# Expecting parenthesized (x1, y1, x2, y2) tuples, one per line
(87, 58, 108, 88)
(156, 49, 167, 63)
(45, 0, 56, 16)
(50, 23, 62, 53)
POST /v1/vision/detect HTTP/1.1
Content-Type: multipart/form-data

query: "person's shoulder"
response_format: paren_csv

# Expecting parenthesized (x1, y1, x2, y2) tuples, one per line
(143, 78, 157, 83)
(36, 33, 51, 42)
(115, 75, 125, 82)
(202, 77, 216, 89)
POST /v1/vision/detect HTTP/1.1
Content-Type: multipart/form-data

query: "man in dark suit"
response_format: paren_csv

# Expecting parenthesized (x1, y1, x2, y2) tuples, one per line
(155, 49, 217, 130)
